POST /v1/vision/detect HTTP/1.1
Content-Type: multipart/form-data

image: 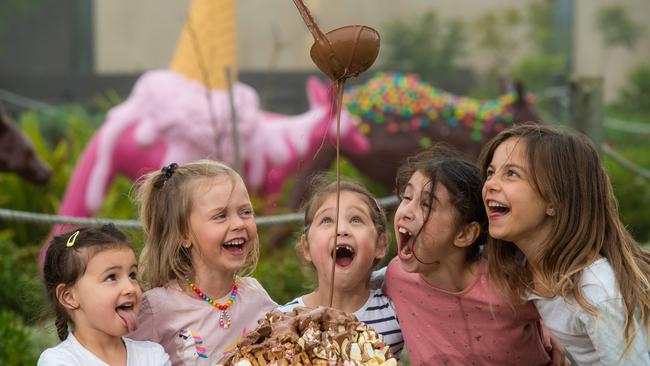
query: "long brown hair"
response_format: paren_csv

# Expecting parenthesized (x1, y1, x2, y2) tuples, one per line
(479, 123, 650, 347)
(137, 160, 259, 289)
(42, 224, 132, 340)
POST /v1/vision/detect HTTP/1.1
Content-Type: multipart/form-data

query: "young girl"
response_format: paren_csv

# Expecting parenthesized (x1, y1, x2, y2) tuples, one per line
(128, 160, 277, 365)
(383, 144, 562, 365)
(38, 224, 170, 366)
(480, 123, 650, 365)
(278, 176, 403, 357)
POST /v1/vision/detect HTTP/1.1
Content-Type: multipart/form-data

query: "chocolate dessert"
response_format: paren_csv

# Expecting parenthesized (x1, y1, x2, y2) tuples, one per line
(216, 306, 397, 366)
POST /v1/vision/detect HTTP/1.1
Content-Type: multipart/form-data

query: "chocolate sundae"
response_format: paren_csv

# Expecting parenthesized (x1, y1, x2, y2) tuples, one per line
(216, 306, 397, 366)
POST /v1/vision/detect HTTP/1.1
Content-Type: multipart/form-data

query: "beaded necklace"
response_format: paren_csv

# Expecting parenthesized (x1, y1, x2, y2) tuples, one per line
(185, 276, 238, 328)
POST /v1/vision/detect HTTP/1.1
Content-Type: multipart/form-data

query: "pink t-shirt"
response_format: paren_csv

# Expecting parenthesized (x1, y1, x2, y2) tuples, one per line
(128, 277, 277, 366)
(384, 258, 550, 366)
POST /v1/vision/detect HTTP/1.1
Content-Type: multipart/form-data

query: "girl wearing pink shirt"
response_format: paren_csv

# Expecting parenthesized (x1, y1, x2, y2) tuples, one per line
(383, 144, 567, 365)
(128, 160, 276, 365)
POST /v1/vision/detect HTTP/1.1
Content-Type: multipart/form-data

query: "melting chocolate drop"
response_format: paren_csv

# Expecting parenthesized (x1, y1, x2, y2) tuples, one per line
(311, 25, 380, 81)
(292, 0, 380, 82)
(292, 0, 380, 308)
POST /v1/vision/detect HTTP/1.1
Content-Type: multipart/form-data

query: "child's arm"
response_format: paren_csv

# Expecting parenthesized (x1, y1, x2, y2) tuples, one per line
(369, 266, 387, 289)
(539, 321, 571, 366)
(580, 298, 650, 365)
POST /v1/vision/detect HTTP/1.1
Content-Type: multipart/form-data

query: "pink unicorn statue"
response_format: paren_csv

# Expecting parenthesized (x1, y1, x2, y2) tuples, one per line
(42, 70, 368, 263)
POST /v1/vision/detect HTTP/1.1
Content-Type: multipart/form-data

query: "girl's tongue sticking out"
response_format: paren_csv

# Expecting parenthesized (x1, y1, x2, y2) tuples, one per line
(116, 303, 137, 332)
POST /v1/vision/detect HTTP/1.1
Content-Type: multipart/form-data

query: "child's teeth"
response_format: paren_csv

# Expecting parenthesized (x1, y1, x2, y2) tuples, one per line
(224, 239, 245, 246)
(398, 227, 411, 236)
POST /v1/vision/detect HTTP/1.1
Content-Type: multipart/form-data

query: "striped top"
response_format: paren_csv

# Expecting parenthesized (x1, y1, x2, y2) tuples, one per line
(277, 288, 403, 357)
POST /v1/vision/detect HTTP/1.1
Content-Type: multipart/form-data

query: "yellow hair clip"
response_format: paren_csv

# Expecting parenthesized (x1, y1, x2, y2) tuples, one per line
(66, 231, 80, 247)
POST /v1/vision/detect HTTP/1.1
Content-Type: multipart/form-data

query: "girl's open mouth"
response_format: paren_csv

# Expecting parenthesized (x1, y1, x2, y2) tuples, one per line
(397, 227, 415, 260)
(223, 238, 246, 255)
(333, 244, 355, 268)
(486, 200, 510, 218)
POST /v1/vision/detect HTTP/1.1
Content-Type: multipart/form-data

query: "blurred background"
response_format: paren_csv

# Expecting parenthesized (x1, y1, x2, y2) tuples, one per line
(0, 0, 649, 363)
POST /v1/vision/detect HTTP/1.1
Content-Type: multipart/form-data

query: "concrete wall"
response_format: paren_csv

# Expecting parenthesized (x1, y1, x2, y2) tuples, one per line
(93, 0, 531, 73)
(91, 0, 650, 101)
(94, 0, 186, 73)
(235, 0, 531, 72)
(573, 0, 650, 101)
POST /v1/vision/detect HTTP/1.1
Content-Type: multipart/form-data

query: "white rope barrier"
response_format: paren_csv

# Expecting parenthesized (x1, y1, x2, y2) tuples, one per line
(604, 117, 650, 135)
(0, 88, 54, 111)
(0, 196, 399, 228)
(602, 144, 650, 181)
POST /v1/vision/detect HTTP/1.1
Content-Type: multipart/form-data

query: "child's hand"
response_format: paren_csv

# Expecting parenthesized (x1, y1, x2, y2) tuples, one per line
(541, 322, 571, 366)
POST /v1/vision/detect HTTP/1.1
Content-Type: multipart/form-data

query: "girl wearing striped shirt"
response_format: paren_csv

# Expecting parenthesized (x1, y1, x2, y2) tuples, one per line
(278, 176, 403, 357)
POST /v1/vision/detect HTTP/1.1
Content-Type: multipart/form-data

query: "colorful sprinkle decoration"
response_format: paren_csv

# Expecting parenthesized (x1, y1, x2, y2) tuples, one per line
(344, 72, 518, 144)
(186, 277, 238, 329)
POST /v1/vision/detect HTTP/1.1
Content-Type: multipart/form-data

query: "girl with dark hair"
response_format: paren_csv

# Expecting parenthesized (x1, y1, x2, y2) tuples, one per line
(38, 224, 170, 365)
(383, 143, 564, 365)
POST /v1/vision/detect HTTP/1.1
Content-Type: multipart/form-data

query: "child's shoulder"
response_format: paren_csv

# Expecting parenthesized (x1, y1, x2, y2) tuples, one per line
(237, 276, 278, 306)
(142, 282, 184, 301)
(580, 258, 618, 303)
(361, 288, 394, 313)
(368, 287, 389, 301)
(123, 337, 166, 350)
(38, 337, 80, 366)
(123, 337, 170, 364)
(237, 276, 266, 292)
(581, 258, 614, 283)
(277, 296, 305, 313)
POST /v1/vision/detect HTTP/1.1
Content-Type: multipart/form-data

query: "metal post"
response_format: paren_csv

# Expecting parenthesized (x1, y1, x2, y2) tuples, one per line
(225, 66, 242, 174)
(72, 0, 94, 75)
(570, 77, 603, 153)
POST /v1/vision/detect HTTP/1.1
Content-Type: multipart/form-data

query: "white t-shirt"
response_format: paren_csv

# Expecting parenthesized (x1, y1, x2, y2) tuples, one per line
(278, 288, 403, 357)
(38, 333, 171, 366)
(530, 258, 650, 365)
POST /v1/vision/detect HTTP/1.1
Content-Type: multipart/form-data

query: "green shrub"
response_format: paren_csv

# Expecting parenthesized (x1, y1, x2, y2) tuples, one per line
(0, 310, 39, 365)
(253, 245, 312, 305)
(0, 231, 44, 322)
(382, 10, 468, 89)
(610, 63, 650, 123)
(604, 147, 650, 243)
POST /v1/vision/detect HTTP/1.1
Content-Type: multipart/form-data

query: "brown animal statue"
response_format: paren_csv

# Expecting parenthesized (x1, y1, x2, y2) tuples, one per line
(285, 72, 540, 218)
(0, 104, 51, 185)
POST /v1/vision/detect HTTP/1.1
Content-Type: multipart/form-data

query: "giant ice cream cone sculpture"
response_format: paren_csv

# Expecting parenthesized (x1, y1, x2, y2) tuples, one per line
(171, 0, 237, 90)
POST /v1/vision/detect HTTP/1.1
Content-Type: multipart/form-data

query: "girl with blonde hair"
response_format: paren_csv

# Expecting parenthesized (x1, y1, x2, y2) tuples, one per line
(129, 160, 276, 365)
